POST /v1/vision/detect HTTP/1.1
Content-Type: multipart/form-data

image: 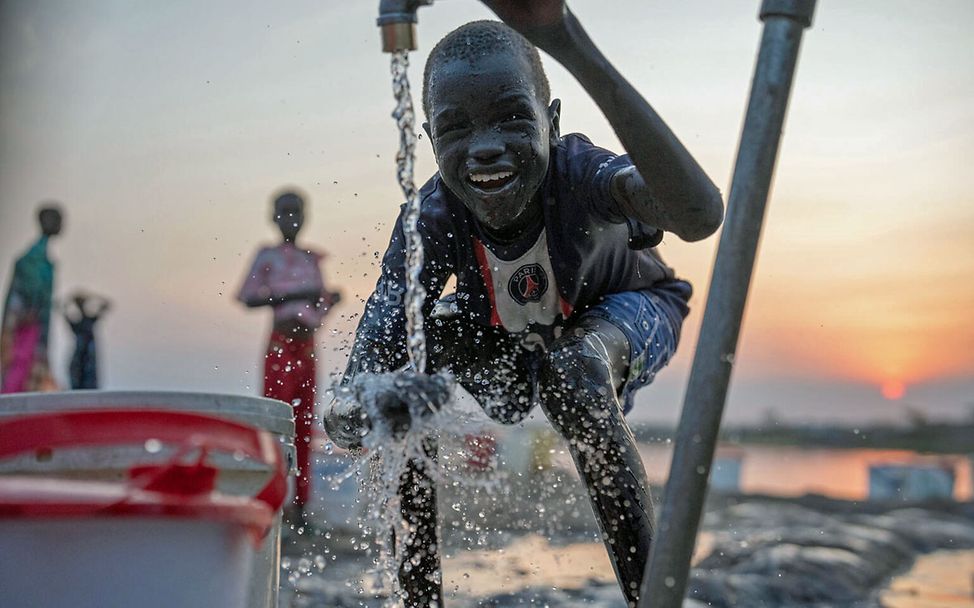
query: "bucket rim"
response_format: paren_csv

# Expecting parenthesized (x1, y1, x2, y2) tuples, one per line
(0, 390, 294, 437)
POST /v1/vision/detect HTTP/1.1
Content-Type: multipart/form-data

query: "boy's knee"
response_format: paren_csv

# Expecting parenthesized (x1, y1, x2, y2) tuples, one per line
(428, 315, 536, 424)
(542, 330, 616, 392)
(539, 332, 617, 437)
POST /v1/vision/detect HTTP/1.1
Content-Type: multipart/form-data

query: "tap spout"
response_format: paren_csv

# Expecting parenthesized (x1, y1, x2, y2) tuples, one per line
(377, 0, 433, 52)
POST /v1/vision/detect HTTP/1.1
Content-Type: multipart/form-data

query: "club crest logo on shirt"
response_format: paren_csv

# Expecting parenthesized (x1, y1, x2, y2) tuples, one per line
(508, 264, 549, 305)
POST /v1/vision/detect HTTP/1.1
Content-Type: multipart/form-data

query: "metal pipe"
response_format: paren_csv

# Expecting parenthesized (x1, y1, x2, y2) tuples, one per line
(378, 0, 433, 52)
(637, 1, 816, 606)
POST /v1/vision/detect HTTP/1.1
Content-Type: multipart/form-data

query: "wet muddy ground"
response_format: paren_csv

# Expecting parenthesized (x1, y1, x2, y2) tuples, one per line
(278, 468, 974, 607)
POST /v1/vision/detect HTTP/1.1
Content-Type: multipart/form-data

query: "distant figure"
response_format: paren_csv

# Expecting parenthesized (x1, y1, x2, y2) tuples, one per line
(63, 291, 111, 390)
(1, 204, 64, 394)
(237, 190, 341, 520)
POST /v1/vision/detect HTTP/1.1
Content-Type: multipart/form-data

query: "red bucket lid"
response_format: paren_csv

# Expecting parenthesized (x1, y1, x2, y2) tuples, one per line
(0, 409, 286, 544)
(0, 477, 275, 534)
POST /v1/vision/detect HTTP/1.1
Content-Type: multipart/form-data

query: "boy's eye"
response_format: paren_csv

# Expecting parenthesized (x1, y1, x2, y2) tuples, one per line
(502, 113, 530, 123)
(436, 123, 466, 137)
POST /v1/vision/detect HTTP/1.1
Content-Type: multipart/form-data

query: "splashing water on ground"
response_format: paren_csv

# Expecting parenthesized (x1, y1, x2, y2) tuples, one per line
(326, 377, 503, 606)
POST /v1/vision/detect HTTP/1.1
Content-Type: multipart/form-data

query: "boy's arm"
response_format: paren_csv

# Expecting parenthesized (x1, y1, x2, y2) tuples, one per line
(484, 1, 724, 242)
(311, 254, 342, 310)
(236, 250, 323, 308)
(236, 250, 272, 308)
(342, 210, 449, 380)
(325, 208, 450, 449)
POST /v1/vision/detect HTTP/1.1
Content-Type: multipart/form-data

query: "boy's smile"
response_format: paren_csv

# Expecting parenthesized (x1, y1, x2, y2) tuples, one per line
(424, 51, 559, 236)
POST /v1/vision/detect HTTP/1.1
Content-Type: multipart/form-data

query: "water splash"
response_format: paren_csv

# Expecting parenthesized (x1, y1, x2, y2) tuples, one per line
(326, 376, 502, 606)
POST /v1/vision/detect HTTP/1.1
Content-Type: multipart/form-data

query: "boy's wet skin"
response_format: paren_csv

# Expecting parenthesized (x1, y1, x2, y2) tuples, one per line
(423, 51, 557, 238)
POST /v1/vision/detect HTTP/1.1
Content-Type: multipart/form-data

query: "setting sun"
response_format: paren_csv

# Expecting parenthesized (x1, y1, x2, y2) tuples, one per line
(881, 380, 906, 401)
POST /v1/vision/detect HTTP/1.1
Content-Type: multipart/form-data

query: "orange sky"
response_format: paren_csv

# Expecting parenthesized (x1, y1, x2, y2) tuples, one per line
(1, 0, 972, 424)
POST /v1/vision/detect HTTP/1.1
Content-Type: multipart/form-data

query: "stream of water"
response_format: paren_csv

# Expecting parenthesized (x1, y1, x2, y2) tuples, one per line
(390, 50, 427, 375)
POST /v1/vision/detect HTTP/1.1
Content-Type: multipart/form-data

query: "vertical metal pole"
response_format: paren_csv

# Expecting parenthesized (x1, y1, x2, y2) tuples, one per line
(638, 1, 816, 606)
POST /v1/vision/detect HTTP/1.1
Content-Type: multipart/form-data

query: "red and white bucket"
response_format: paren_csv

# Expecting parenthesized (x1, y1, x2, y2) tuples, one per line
(0, 409, 286, 608)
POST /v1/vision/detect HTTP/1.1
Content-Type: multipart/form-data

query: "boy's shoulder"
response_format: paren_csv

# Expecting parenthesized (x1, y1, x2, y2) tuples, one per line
(556, 132, 623, 170)
(554, 132, 632, 208)
(414, 174, 473, 231)
(560, 131, 598, 148)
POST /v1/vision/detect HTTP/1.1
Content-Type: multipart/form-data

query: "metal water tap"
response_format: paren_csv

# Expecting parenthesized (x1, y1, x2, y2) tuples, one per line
(377, 0, 433, 52)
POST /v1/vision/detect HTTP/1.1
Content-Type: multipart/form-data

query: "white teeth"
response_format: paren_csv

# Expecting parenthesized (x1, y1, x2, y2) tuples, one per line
(469, 171, 513, 184)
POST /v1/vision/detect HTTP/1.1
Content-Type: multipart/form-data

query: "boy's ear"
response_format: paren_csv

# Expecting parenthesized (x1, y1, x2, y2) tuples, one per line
(547, 99, 561, 144)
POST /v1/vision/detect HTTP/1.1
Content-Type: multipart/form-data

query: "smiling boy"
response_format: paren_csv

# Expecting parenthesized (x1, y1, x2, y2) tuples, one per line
(325, 2, 722, 606)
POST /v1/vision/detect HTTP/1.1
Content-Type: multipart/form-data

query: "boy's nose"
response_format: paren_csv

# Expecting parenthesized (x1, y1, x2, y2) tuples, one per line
(468, 133, 505, 162)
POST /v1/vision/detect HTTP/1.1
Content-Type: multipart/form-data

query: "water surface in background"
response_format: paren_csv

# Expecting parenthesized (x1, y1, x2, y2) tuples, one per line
(881, 549, 974, 608)
(636, 443, 973, 500)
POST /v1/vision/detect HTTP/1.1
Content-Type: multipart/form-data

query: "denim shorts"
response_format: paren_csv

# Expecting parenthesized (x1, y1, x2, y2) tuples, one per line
(580, 281, 690, 414)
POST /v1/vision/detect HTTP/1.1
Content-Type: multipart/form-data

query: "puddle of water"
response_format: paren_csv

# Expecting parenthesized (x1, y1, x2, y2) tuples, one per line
(880, 549, 974, 608)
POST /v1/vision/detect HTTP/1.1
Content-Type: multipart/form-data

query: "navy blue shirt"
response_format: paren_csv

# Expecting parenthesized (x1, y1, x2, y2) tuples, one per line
(347, 133, 690, 374)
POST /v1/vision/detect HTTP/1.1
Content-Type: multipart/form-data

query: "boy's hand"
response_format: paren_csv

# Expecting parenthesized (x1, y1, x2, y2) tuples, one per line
(353, 371, 453, 439)
(481, 0, 568, 53)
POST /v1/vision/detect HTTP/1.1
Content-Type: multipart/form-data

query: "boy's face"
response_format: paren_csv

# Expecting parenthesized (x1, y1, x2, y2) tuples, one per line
(425, 51, 558, 233)
(273, 199, 304, 241)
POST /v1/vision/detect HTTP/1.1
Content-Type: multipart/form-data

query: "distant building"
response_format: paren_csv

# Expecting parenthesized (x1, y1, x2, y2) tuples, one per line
(710, 446, 745, 493)
(868, 461, 956, 502)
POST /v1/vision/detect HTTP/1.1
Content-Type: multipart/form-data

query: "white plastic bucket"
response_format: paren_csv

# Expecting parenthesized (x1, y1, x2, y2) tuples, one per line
(0, 391, 294, 608)
(2, 518, 255, 608)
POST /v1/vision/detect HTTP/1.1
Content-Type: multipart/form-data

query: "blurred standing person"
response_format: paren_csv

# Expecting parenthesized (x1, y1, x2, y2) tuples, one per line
(1, 204, 64, 394)
(237, 190, 341, 521)
(63, 291, 111, 390)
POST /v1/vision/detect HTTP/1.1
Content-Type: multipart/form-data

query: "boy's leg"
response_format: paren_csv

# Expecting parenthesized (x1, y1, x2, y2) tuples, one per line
(292, 342, 316, 510)
(539, 289, 682, 606)
(262, 331, 289, 400)
(397, 440, 441, 608)
(539, 316, 653, 605)
(264, 331, 315, 514)
(426, 315, 536, 422)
